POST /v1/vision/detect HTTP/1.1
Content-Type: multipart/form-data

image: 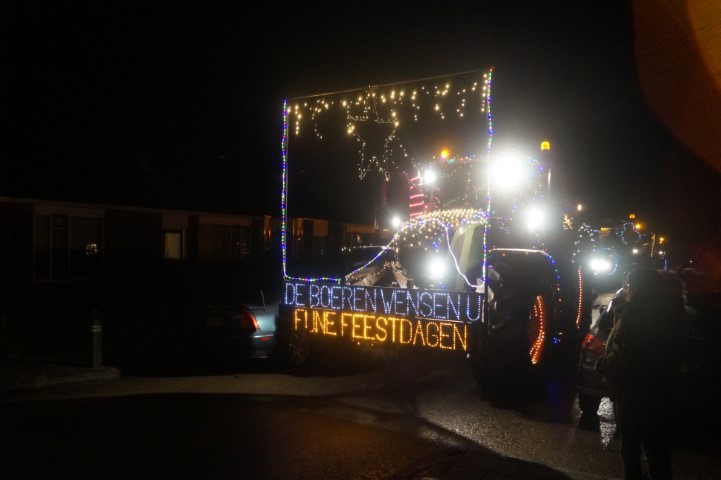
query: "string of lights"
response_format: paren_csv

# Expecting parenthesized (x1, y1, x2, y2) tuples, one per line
(281, 68, 495, 283)
(287, 69, 492, 181)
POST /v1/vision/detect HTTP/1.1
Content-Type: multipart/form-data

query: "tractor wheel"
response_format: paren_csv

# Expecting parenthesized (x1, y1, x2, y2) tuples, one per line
(287, 330, 311, 367)
(475, 293, 550, 390)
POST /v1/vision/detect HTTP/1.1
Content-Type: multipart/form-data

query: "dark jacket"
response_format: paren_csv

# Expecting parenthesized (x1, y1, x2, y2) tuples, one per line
(595, 300, 683, 409)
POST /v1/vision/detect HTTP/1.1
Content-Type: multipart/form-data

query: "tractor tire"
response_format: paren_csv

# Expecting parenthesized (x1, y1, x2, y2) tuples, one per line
(476, 292, 551, 390)
(287, 330, 311, 367)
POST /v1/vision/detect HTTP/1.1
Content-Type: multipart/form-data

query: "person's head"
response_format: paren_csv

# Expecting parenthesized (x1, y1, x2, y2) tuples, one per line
(624, 266, 663, 303)
(658, 269, 686, 305)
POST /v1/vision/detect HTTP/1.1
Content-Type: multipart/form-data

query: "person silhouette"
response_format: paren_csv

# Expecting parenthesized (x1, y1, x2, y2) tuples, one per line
(595, 266, 684, 480)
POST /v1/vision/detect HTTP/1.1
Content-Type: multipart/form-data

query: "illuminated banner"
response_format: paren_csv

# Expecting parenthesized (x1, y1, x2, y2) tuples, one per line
(283, 281, 484, 352)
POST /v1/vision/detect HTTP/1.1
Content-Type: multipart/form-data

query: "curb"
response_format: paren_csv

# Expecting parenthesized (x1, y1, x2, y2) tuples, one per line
(0, 361, 120, 395)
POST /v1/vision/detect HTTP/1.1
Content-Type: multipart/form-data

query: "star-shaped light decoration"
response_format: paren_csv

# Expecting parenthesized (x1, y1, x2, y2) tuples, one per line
(287, 69, 491, 183)
(346, 87, 409, 180)
(281, 68, 495, 282)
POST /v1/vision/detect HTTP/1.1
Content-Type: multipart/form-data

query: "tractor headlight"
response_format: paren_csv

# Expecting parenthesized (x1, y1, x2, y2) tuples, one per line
(589, 257, 612, 275)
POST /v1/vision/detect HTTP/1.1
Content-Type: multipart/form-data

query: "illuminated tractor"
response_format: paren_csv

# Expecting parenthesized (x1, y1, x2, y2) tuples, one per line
(277, 69, 593, 386)
(369, 213, 592, 386)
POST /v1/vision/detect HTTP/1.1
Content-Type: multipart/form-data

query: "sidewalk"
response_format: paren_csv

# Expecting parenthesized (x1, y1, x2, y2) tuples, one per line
(0, 355, 617, 480)
(0, 354, 120, 395)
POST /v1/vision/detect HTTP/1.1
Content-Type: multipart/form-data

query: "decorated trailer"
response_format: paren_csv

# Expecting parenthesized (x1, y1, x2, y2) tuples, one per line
(276, 68, 592, 384)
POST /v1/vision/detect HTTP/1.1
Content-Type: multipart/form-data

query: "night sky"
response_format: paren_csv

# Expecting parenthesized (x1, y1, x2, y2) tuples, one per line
(5, 2, 721, 253)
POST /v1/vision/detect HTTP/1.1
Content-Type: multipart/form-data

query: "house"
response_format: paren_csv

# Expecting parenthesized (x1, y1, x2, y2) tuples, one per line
(0, 196, 383, 363)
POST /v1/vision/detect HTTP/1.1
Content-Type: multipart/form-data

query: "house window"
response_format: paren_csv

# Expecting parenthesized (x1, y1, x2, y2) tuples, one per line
(34, 214, 103, 280)
(70, 216, 102, 278)
(199, 224, 251, 262)
(232, 225, 251, 261)
(164, 230, 183, 260)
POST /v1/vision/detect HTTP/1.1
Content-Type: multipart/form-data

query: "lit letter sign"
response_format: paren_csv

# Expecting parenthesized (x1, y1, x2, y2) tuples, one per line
(283, 281, 483, 352)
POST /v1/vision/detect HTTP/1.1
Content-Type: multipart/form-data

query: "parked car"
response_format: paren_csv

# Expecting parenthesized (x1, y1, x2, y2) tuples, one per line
(187, 286, 311, 367)
(186, 282, 398, 371)
(576, 288, 622, 414)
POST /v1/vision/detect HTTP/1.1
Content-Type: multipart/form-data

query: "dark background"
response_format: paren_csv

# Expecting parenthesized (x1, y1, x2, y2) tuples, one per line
(4, 1, 721, 259)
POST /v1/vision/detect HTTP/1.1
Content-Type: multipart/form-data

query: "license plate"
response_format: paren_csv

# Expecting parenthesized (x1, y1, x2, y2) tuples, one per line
(206, 316, 224, 327)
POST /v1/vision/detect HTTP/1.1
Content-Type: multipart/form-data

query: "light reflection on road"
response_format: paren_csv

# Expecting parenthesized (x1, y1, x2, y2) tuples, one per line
(597, 397, 616, 448)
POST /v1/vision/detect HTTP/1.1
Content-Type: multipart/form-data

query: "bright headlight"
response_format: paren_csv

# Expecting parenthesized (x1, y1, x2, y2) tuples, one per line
(428, 256, 447, 279)
(490, 153, 527, 191)
(589, 257, 612, 274)
(524, 205, 546, 233)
